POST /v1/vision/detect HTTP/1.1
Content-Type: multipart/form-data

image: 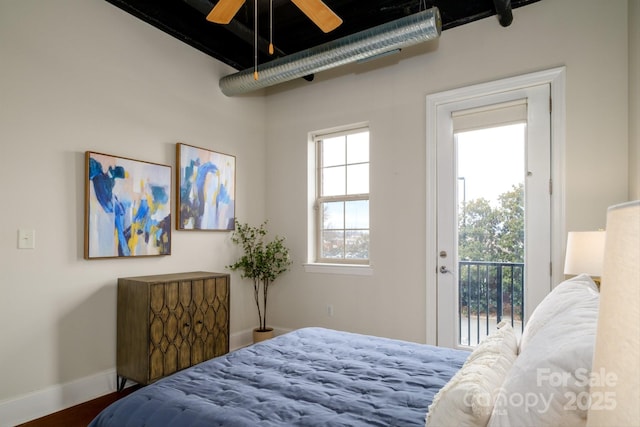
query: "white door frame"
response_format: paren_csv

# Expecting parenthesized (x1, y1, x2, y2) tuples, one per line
(425, 67, 567, 346)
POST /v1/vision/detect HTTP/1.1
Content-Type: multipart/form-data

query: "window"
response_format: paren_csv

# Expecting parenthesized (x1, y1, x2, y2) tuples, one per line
(313, 127, 370, 265)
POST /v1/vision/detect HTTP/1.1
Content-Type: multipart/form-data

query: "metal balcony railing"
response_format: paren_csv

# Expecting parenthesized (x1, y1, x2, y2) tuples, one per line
(458, 261, 524, 346)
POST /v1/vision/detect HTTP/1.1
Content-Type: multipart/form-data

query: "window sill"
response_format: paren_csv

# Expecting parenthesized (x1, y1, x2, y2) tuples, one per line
(303, 263, 373, 276)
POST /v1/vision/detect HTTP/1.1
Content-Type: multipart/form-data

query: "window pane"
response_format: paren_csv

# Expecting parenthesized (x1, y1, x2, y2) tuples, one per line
(314, 126, 370, 264)
(322, 201, 344, 229)
(322, 166, 345, 196)
(322, 136, 345, 167)
(456, 124, 526, 347)
(346, 131, 369, 164)
(345, 200, 369, 229)
(346, 164, 369, 195)
(322, 230, 344, 259)
(345, 230, 369, 259)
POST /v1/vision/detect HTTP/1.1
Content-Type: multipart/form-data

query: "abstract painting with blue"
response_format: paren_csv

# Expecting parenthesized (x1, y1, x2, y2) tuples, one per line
(177, 143, 236, 231)
(85, 151, 172, 259)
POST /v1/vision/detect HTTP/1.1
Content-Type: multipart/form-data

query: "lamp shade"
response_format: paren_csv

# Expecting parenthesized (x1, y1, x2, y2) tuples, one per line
(564, 231, 606, 278)
(586, 200, 640, 426)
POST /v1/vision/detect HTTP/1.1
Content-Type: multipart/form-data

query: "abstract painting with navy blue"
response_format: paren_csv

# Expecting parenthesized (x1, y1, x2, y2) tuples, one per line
(177, 143, 235, 231)
(85, 152, 171, 258)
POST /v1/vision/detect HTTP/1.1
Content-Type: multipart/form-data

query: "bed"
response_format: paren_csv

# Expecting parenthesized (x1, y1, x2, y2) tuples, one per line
(90, 274, 601, 427)
(89, 327, 468, 426)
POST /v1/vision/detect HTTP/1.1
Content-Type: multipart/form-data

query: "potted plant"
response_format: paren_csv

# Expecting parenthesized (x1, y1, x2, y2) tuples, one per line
(227, 220, 292, 343)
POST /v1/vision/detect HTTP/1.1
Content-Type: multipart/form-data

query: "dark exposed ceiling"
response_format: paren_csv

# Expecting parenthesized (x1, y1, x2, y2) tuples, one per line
(104, 0, 541, 73)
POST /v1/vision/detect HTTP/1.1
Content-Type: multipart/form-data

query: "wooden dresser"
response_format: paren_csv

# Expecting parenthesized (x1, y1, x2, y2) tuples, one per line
(116, 271, 230, 390)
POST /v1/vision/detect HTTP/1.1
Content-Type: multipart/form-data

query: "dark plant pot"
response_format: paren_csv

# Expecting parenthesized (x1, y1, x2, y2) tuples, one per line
(252, 327, 274, 343)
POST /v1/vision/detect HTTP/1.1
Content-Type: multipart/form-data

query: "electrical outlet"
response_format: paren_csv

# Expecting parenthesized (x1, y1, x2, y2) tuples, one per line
(327, 304, 334, 317)
(18, 229, 36, 249)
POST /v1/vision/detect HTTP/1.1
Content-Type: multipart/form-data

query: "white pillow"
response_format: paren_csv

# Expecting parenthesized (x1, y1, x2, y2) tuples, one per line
(425, 322, 517, 427)
(487, 277, 600, 427)
(519, 274, 598, 353)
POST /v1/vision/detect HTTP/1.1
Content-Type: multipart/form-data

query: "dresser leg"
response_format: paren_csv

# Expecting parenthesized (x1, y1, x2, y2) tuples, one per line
(117, 375, 127, 392)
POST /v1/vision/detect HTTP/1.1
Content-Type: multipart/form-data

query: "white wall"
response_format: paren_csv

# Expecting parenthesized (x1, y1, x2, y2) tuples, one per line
(0, 0, 267, 418)
(0, 0, 636, 424)
(264, 0, 630, 343)
(630, 0, 640, 199)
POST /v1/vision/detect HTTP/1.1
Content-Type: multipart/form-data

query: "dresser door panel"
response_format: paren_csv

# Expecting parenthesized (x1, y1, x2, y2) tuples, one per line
(118, 272, 230, 386)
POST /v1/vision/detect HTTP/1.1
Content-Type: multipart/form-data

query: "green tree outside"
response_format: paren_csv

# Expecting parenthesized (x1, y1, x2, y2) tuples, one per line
(458, 183, 524, 321)
(459, 183, 524, 263)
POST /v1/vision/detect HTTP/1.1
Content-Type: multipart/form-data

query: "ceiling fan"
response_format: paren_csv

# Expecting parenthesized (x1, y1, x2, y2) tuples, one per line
(206, 0, 343, 33)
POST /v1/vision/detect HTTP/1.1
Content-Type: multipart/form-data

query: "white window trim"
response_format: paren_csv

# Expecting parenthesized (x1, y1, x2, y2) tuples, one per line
(307, 122, 372, 274)
(303, 263, 374, 276)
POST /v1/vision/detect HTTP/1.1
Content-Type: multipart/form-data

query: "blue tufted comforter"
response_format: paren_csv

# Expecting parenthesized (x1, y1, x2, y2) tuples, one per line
(90, 327, 467, 427)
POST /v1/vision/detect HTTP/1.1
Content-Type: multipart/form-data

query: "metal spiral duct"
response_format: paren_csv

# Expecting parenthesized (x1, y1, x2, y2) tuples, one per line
(219, 7, 442, 96)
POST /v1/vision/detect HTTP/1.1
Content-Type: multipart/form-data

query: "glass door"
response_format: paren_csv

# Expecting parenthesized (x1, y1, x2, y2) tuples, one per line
(436, 84, 551, 349)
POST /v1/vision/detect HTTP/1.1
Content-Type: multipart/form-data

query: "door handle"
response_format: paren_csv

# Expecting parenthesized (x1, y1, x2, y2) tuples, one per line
(440, 265, 451, 274)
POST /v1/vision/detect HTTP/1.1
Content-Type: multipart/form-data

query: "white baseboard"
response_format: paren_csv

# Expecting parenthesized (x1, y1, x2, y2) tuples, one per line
(230, 327, 254, 350)
(0, 369, 118, 427)
(0, 326, 293, 426)
(230, 326, 293, 350)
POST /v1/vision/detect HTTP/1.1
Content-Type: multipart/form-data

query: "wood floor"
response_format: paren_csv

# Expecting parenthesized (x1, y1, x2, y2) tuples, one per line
(17, 386, 140, 427)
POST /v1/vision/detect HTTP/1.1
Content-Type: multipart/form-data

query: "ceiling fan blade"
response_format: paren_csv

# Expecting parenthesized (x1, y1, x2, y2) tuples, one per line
(290, 0, 343, 33)
(206, 0, 246, 24)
